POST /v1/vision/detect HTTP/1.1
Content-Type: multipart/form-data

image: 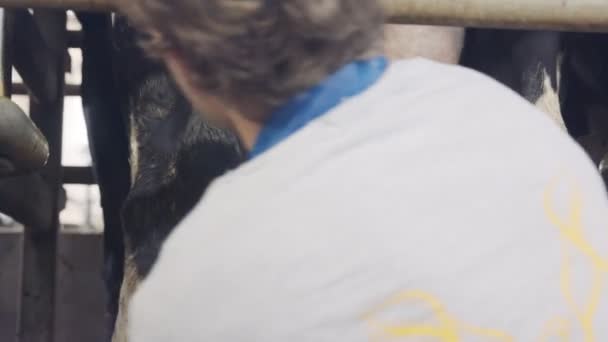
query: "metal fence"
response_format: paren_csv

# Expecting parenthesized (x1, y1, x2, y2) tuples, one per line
(0, 1, 607, 342)
(0, 0, 606, 31)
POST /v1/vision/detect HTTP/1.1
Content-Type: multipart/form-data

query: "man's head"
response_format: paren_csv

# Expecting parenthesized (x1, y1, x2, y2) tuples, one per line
(122, 0, 384, 135)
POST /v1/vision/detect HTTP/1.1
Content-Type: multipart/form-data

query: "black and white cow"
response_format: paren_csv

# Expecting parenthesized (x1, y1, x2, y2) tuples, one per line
(78, 13, 243, 342)
(460, 29, 565, 130)
(461, 29, 608, 183)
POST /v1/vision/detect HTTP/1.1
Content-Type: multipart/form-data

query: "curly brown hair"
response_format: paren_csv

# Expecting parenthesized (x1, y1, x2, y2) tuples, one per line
(121, 0, 385, 109)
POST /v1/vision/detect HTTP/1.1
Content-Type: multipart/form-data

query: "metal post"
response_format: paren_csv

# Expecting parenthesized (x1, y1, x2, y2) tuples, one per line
(13, 9, 61, 104)
(17, 9, 66, 342)
(0, 8, 5, 98)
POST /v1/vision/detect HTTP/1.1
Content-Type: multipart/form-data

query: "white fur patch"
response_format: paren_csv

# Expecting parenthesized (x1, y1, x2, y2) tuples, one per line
(534, 69, 566, 131)
(600, 157, 608, 174)
(111, 256, 140, 342)
(129, 114, 140, 184)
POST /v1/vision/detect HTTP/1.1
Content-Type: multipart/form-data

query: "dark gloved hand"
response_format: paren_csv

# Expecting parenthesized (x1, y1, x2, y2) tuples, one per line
(0, 98, 54, 229)
(0, 98, 49, 177)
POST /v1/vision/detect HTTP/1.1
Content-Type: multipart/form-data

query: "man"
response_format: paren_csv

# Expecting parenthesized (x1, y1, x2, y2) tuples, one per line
(123, 0, 608, 340)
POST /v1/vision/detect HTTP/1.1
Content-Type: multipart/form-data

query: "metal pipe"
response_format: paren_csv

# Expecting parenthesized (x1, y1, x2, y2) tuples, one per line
(13, 9, 59, 103)
(0, 0, 608, 32)
(382, 0, 608, 32)
(0, 8, 5, 97)
(0, 0, 607, 32)
(18, 9, 67, 342)
(0, 0, 116, 11)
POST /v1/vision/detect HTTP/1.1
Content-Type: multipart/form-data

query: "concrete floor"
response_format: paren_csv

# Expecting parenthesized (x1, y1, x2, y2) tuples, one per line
(0, 228, 105, 342)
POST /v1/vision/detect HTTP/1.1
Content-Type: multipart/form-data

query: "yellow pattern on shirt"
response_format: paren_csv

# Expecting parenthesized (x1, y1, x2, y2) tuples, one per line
(362, 177, 607, 341)
(543, 179, 607, 341)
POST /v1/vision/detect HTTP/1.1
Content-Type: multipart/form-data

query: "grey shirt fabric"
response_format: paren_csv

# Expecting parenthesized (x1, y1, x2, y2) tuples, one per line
(129, 59, 608, 342)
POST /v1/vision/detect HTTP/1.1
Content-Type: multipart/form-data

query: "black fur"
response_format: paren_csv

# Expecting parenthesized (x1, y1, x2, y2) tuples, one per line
(79, 14, 244, 340)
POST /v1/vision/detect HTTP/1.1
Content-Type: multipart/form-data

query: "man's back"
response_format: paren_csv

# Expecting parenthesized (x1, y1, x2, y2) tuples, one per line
(129, 59, 608, 341)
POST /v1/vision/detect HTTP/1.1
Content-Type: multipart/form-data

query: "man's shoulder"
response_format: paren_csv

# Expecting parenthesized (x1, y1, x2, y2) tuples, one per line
(386, 58, 543, 115)
(185, 57, 604, 225)
(369, 58, 536, 123)
(389, 57, 503, 87)
(387, 58, 565, 135)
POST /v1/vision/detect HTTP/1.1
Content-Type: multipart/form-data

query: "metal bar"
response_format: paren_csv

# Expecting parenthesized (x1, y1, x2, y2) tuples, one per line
(13, 82, 81, 96)
(2, 8, 13, 97)
(382, 0, 608, 32)
(18, 9, 66, 342)
(0, 8, 5, 97)
(0, 0, 605, 32)
(63, 166, 96, 184)
(0, 0, 116, 11)
(12, 9, 59, 103)
(67, 29, 82, 48)
(0, 226, 22, 342)
(1, 0, 608, 32)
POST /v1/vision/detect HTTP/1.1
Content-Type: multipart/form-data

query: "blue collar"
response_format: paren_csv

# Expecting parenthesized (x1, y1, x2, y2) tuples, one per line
(249, 57, 389, 159)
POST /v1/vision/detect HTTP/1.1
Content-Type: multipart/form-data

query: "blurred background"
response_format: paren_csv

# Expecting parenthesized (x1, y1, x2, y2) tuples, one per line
(1, 12, 103, 232)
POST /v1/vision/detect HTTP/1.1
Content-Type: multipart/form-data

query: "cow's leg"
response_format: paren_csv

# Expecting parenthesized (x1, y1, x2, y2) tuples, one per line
(460, 29, 566, 130)
(78, 12, 131, 340)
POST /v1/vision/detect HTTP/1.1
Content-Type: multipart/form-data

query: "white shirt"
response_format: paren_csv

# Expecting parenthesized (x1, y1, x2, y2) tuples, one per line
(129, 59, 608, 341)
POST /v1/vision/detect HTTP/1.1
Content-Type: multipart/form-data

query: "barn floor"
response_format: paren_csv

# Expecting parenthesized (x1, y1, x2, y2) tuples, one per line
(0, 228, 106, 342)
